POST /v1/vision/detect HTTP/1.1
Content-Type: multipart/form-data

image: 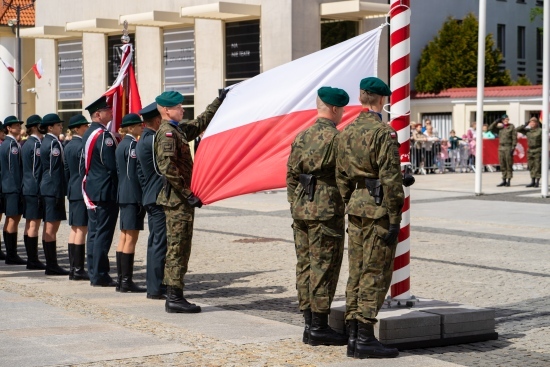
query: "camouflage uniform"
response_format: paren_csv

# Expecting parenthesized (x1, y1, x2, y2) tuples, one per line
(516, 125, 542, 179)
(287, 118, 345, 314)
(154, 97, 221, 289)
(488, 121, 517, 179)
(335, 109, 404, 325)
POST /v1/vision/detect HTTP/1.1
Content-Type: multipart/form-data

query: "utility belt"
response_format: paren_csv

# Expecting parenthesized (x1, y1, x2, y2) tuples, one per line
(356, 178, 383, 206)
(298, 174, 336, 202)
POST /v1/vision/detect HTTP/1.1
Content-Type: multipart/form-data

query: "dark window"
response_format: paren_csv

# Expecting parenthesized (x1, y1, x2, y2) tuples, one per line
(537, 28, 543, 60)
(107, 34, 136, 87)
(497, 24, 506, 57)
(57, 40, 83, 100)
(225, 20, 260, 86)
(321, 19, 358, 49)
(517, 26, 525, 59)
(163, 27, 195, 94)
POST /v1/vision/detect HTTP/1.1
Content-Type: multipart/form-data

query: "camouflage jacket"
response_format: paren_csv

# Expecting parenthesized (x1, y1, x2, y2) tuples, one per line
(516, 125, 542, 150)
(286, 118, 344, 220)
(488, 121, 517, 148)
(154, 97, 221, 213)
(335, 109, 404, 225)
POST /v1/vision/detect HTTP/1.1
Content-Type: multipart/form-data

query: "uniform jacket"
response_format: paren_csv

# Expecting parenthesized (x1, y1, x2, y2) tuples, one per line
(516, 125, 542, 151)
(286, 118, 344, 220)
(136, 127, 163, 206)
(154, 97, 221, 213)
(488, 120, 517, 148)
(40, 133, 67, 198)
(63, 135, 85, 201)
(116, 134, 143, 204)
(336, 109, 404, 225)
(21, 135, 42, 196)
(0, 135, 23, 194)
(81, 122, 118, 202)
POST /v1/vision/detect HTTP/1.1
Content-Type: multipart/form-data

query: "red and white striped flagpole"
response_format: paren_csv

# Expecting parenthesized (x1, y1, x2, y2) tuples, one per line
(389, 0, 412, 302)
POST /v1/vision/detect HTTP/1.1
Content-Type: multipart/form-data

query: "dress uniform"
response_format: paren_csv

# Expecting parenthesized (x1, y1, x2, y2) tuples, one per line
(0, 120, 4, 261)
(39, 113, 69, 275)
(0, 116, 25, 265)
(154, 90, 224, 313)
(115, 113, 146, 293)
(489, 114, 517, 187)
(21, 114, 46, 270)
(335, 77, 403, 359)
(135, 102, 167, 299)
(82, 96, 118, 287)
(64, 114, 90, 280)
(286, 87, 348, 347)
(516, 118, 543, 188)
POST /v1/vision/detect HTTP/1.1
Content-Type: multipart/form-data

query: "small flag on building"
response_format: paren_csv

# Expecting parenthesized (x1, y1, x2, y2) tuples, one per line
(0, 58, 15, 73)
(32, 59, 43, 79)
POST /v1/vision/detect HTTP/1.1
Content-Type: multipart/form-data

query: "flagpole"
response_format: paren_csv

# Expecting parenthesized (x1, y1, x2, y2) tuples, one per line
(0, 57, 19, 82)
(20, 66, 35, 82)
(475, 0, 487, 195)
(16, 4, 22, 119)
(542, 0, 549, 198)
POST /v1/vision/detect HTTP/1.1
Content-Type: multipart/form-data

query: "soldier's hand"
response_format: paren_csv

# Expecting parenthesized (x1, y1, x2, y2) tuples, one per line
(187, 193, 203, 208)
(383, 224, 400, 245)
(218, 88, 230, 102)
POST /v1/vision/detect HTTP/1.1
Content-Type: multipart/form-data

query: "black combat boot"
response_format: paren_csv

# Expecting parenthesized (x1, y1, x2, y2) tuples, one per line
(526, 178, 536, 188)
(115, 251, 122, 292)
(0, 237, 5, 260)
(72, 245, 89, 281)
(308, 312, 348, 346)
(4, 232, 26, 265)
(354, 322, 399, 359)
(165, 286, 201, 313)
(68, 243, 75, 279)
(496, 179, 507, 187)
(505, 179, 511, 187)
(43, 241, 70, 275)
(120, 253, 146, 293)
(25, 235, 46, 270)
(535, 178, 540, 188)
(347, 320, 358, 357)
(302, 309, 312, 344)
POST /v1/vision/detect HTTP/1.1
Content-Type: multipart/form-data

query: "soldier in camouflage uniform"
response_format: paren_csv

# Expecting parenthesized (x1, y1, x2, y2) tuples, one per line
(335, 77, 403, 359)
(489, 114, 517, 187)
(154, 90, 227, 313)
(287, 87, 349, 347)
(516, 117, 543, 188)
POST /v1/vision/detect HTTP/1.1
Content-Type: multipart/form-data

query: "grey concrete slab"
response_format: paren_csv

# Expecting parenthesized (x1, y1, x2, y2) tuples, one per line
(380, 333, 442, 344)
(379, 324, 440, 340)
(443, 330, 497, 338)
(443, 319, 495, 334)
(420, 305, 495, 324)
(378, 309, 441, 330)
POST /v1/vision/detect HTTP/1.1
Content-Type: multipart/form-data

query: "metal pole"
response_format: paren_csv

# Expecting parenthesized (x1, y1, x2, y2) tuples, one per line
(16, 5, 22, 120)
(542, 0, 549, 198)
(474, 0, 487, 195)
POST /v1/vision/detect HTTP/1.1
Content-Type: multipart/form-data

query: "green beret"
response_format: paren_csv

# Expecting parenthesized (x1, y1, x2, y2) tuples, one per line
(41, 113, 64, 126)
(3, 115, 23, 126)
(317, 87, 349, 107)
(121, 113, 142, 127)
(26, 114, 42, 128)
(139, 102, 160, 120)
(501, 114, 509, 119)
(68, 114, 90, 128)
(360, 77, 392, 96)
(155, 91, 184, 107)
(85, 96, 110, 114)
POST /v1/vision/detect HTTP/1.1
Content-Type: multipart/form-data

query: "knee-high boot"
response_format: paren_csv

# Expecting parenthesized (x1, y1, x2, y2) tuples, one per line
(72, 244, 89, 281)
(25, 235, 46, 270)
(120, 253, 146, 293)
(4, 231, 26, 265)
(43, 241, 69, 275)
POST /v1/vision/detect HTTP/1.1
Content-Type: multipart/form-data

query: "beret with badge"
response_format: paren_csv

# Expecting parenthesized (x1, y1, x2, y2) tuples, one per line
(317, 86, 350, 107)
(68, 114, 90, 129)
(41, 113, 64, 126)
(360, 77, 392, 96)
(155, 91, 184, 107)
(121, 113, 143, 128)
(139, 102, 160, 121)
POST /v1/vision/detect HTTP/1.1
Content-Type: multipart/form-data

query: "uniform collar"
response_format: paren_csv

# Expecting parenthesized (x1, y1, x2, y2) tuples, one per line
(47, 132, 60, 141)
(361, 107, 382, 121)
(317, 117, 336, 128)
(31, 134, 41, 141)
(168, 120, 179, 127)
(6, 134, 17, 141)
(72, 134, 82, 140)
(125, 133, 137, 142)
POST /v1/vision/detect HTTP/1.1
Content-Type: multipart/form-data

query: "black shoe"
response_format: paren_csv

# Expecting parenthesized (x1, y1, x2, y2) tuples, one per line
(165, 286, 201, 313)
(496, 180, 507, 187)
(309, 312, 347, 346)
(119, 253, 146, 293)
(302, 309, 312, 344)
(72, 244, 89, 281)
(347, 320, 358, 357)
(535, 178, 540, 188)
(354, 322, 399, 359)
(115, 251, 122, 292)
(505, 179, 511, 187)
(25, 236, 46, 270)
(526, 178, 536, 188)
(92, 277, 117, 287)
(43, 240, 69, 275)
(147, 293, 167, 300)
(4, 232, 26, 265)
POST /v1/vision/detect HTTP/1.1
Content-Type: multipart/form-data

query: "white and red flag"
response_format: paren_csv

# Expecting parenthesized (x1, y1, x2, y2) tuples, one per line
(191, 27, 383, 204)
(32, 59, 43, 79)
(0, 58, 15, 73)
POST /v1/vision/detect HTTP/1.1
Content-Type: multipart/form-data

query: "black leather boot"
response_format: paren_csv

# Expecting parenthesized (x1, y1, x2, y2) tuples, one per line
(505, 179, 511, 187)
(72, 244, 89, 281)
(120, 253, 146, 293)
(4, 231, 26, 265)
(115, 251, 122, 292)
(25, 235, 46, 270)
(43, 241, 70, 275)
(0, 237, 5, 260)
(535, 178, 540, 188)
(526, 178, 536, 188)
(165, 286, 201, 313)
(347, 320, 358, 357)
(302, 309, 312, 344)
(309, 312, 347, 346)
(496, 179, 507, 187)
(68, 243, 75, 279)
(354, 322, 399, 359)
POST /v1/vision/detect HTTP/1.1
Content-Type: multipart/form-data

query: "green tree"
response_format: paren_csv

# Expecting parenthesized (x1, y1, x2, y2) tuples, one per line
(415, 13, 511, 93)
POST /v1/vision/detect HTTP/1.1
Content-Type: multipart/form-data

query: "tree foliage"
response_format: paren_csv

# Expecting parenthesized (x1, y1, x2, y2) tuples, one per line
(415, 13, 512, 93)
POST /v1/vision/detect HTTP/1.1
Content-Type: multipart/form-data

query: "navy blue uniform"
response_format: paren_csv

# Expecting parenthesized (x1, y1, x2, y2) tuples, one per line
(21, 135, 43, 219)
(0, 135, 23, 216)
(64, 135, 87, 227)
(116, 134, 144, 230)
(82, 122, 118, 285)
(40, 133, 67, 222)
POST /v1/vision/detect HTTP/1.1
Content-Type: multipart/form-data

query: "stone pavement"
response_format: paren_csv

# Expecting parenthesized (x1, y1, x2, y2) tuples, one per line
(0, 170, 549, 366)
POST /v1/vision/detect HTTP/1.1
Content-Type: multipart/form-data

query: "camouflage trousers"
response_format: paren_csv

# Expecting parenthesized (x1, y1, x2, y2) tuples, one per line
(163, 204, 194, 289)
(528, 149, 542, 179)
(499, 147, 514, 179)
(292, 215, 344, 314)
(345, 215, 397, 325)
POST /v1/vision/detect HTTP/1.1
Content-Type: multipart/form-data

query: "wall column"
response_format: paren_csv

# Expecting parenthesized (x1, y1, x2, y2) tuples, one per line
(0, 35, 16, 117)
(34, 38, 56, 115)
(82, 32, 107, 109)
(135, 26, 162, 104)
(194, 18, 223, 113)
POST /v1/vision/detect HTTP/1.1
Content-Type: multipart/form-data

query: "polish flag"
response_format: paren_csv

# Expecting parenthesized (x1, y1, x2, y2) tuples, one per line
(0, 58, 14, 73)
(32, 59, 44, 79)
(191, 26, 383, 204)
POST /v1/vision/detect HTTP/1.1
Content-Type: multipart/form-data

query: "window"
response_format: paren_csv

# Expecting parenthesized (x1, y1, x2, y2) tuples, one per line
(57, 40, 83, 101)
(321, 19, 358, 49)
(517, 26, 525, 59)
(107, 34, 135, 87)
(57, 101, 83, 130)
(225, 20, 260, 86)
(537, 28, 543, 60)
(163, 27, 195, 95)
(497, 24, 506, 57)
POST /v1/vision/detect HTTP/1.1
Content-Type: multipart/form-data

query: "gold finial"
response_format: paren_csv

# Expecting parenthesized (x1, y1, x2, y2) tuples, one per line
(121, 20, 130, 44)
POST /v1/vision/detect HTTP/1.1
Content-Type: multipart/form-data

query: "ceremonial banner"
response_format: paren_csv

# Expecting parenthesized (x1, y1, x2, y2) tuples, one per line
(482, 138, 528, 165)
(191, 27, 383, 204)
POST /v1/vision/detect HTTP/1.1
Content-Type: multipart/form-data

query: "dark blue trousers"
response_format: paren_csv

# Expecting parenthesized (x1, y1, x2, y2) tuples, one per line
(87, 201, 118, 284)
(145, 204, 167, 295)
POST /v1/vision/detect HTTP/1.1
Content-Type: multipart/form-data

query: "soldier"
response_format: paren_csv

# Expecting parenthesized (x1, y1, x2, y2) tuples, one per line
(82, 96, 118, 287)
(335, 77, 403, 359)
(64, 114, 90, 280)
(115, 113, 146, 293)
(489, 114, 517, 187)
(154, 90, 226, 313)
(0, 116, 26, 265)
(21, 115, 46, 270)
(0, 120, 4, 260)
(286, 87, 348, 347)
(517, 117, 543, 188)
(135, 102, 167, 300)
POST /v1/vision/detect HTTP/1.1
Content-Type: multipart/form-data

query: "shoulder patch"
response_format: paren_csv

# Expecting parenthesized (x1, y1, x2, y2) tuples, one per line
(390, 131, 397, 139)
(35, 148, 41, 156)
(165, 132, 173, 137)
(52, 147, 61, 157)
(11, 146, 19, 155)
(130, 148, 137, 159)
(105, 137, 114, 147)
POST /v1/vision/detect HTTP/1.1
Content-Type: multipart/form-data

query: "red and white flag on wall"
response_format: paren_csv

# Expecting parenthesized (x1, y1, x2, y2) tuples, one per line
(0, 58, 14, 73)
(32, 59, 43, 79)
(190, 26, 383, 204)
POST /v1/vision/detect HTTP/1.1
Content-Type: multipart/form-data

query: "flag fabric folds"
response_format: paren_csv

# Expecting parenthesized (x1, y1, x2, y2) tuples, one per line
(0, 58, 15, 73)
(190, 27, 383, 204)
(32, 59, 43, 79)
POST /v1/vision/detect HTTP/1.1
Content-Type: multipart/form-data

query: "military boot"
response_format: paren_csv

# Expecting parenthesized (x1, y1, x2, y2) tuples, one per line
(496, 179, 507, 187)
(302, 309, 312, 344)
(309, 312, 348, 346)
(165, 286, 201, 313)
(68, 243, 75, 279)
(72, 244, 89, 281)
(535, 178, 540, 188)
(505, 179, 511, 187)
(43, 241, 70, 275)
(120, 253, 146, 293)
(115, 251, 122, 292)
(526, 178, 536, 188)
(354, 322, 399, 359)
(4, 232, 26, 265)
(347, 320, 358, 357)
(0, 237, 6, 260)
(25, 236, 46, 270)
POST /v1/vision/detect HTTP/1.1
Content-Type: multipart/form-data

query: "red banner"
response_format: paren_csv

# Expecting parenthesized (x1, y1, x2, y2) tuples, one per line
(482, 138, 528, 165)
